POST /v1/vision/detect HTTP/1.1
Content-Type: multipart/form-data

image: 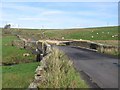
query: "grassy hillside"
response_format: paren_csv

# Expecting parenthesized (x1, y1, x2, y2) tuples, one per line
(44, 26, 118, 40)
(14, 26, 118, 46)
(4, 26, 118, 41)
(8, 26, 118, 41)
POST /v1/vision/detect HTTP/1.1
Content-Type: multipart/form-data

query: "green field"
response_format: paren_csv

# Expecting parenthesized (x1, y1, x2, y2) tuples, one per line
(2, 62, 39, 88)
(2, 35, 35, 65)
(8, 26, 118, 41)
(44, 26, 118, 40)
(2, 33, 38, 88)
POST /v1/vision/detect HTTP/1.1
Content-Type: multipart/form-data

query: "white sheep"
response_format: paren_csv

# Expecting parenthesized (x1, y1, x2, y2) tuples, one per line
(112, 35, 114, 37)
(23, 53, 30, 56)
(62, 37, 64, 39)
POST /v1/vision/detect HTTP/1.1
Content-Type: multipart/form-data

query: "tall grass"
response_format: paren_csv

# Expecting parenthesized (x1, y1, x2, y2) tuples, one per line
(97, 46, 119, 56)
(38, 48, 88, 88)
(91, 40, 118, 46)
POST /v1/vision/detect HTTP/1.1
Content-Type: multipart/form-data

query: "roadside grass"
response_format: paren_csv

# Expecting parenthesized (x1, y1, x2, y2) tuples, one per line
(2, 35, 35, 64)
(97, 46, 119, 56)
(2, 62, 39, 88)
(88, 40, 119, 56)
(38, 48, 88, 88)
(91, 40, 118, 46)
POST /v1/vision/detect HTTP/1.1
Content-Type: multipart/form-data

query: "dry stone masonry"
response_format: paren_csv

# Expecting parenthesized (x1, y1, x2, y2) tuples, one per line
(28, 53, 52, 89)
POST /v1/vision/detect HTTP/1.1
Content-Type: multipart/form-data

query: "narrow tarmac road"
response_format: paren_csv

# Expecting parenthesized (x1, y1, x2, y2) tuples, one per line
(57, 46, 118, 88)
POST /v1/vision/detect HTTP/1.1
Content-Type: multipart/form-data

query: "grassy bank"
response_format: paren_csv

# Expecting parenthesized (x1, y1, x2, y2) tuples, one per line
(38, 48, 88, 88)
(2, 33, 38, 88)
(2, 35, 35, 65)
(2, 62, 39, 88)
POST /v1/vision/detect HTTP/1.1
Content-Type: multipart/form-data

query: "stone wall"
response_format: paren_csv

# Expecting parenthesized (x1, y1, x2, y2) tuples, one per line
(28, 44, 52, 89)
(69, 40, 99, 50)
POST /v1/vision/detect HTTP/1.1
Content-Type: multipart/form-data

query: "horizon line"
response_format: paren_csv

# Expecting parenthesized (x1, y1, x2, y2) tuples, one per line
(0, 25, 118, 30)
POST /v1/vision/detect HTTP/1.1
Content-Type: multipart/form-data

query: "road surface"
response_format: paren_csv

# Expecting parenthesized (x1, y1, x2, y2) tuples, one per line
(57, 46, 118, 88)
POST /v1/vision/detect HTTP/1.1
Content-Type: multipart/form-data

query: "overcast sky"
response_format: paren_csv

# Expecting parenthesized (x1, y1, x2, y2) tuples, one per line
(0, 1, 118, 29)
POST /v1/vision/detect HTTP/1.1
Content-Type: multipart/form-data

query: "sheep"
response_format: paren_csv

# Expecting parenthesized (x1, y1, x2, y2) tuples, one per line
(62, 37, 64, 39)
(112, 35, 114, 37)
(23, 53, 30, 56)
